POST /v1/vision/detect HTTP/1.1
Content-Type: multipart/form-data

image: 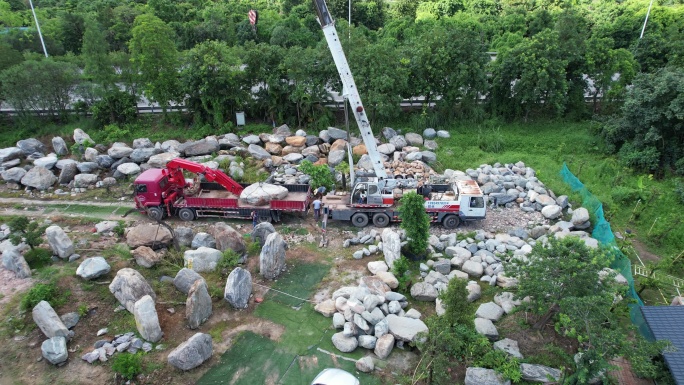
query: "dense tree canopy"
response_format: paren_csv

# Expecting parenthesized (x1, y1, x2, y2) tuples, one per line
(0, 0, 682, 132)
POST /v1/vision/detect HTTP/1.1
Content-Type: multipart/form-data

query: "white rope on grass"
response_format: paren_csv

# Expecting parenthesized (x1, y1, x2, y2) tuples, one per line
(252, 282, 315, 304)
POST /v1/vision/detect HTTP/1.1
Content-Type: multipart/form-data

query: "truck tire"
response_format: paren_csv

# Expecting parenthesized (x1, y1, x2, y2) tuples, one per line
(258, 215, 272, 223)
(147, 207, 163, 221)
(351, 212, 369, 228)
(442, 214, 461, 229)
(178, 208, 195, 221)
(372, 213, 390, 228)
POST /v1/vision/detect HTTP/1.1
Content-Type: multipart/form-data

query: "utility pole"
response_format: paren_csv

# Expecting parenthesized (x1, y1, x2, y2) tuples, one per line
(28, 0, 48, 58)
(640, 0, 655, 39)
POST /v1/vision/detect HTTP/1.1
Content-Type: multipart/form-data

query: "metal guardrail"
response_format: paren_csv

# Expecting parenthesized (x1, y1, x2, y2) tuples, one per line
(633, 265, 684, 289)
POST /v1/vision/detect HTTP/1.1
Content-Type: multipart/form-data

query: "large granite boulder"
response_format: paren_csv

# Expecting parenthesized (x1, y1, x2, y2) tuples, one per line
(187, 280, 212, 329)
(1, 167, 26, 183)
(0, 147, 22, 162)
(125, 224, 173, 249)
(259, 232, 287, 280)
(239, 183, 288, 206)
(251, 222, 275, 246)
(41, 336, 68, 365)
(173, 268, 205, 295)
(17, 138, 45, 155)
(45, 225, 74, 259)
(109, 268, 156, 313)
(52, 137, 68, 156)
(386, 314, 428, 342)
(32, 301, 70, 339)
(381, 228, 401, 269)
(224, 267, 252, 309)
(132, 246, 162, 268)
(167, 333, 213, 371)
(133, 295, 162, 342)
(465, 368, 511, 385)
(410, 282, 438, 301)
(2, 249, 31, 278)
(76, 257, 111, 280)
(475, 302, 505, 322)
(21, 166, 56, 190)
(212, 223, 245, 255)
(73, 129, 92, 145)
(184, 247, 223, 273)
(247, 144, 271, 160)
(182, 139, 219, 157)
(331, 332, 358, 353)
(520, 363, 561, 383)
(374, 333, 394, 359)
(474, 317, 498, 340)
(493, 338, 523, 359)
(73, 173, 98, 188)
(191, 232, 216, 249)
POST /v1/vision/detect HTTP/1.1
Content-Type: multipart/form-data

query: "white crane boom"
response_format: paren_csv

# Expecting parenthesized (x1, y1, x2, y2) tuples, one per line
(313, 0, 389, 181)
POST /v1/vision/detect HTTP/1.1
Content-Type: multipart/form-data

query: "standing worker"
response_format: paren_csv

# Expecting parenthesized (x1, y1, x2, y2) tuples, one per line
(251, 210, 258, 229)
(313, 198, 322, 222)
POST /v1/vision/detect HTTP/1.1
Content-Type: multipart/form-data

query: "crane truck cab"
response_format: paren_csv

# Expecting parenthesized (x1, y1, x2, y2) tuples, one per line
(350, 180, 394, 207)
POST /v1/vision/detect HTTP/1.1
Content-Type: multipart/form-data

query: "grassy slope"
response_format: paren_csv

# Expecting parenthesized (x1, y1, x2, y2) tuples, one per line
(431, 121, 683, 277)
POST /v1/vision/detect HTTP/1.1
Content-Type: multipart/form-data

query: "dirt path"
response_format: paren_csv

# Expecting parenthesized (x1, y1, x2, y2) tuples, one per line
(0, 197, 140, 222)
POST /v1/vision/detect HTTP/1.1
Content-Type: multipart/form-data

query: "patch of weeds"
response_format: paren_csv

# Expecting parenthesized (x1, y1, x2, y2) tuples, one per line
(208, 285, 224, 300)
(102, 243, 132, 261)
(474, 349, 522, 382)
(247, 241, 261, 256)
(24, 247, 52, 269)
(217, 249, 239, 270)
(294, 228, 308, 236)
(111, 352, 143, 380)
(20, 282, 70, 311)
(457, 231, 477, 241)
(78, 304, 89, 317)
(81, 281, 95, 292)
(208, 320, 229, 341)
(36, 266, 60, 281)
(113, 221, 126, 238)
(280, 226, 292, 235)
(108, 310, 136, 334)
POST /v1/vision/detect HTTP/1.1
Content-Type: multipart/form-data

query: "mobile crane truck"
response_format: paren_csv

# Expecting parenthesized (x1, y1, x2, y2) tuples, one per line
(313, 0, 487, 229)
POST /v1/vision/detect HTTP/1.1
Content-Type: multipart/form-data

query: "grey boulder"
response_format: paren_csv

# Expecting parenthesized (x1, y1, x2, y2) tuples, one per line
(32, 301, 70, 339)
(331, 332, 358, 353)
(2, 249, 31, 278)
(381, 229, 401, 269)
(108, 268, 156, 313)
(251, 222, 275, 246)
(386, 314, 428, 342)
(259, 232, 287, 280)
(52, 137, 68, 155)
(21, 166, 56, 190)
(191, 232, 216, 249)
(465, 367, 511, 385)
(186, 280, 212, 329)
(224, 267, 252, 309)
(520, 363, 561, 383)
(410, 282, 438, 301)
(167, 333, 213, 371)
(41, 336, 68, 365)
(133, 295, 162, 342)
(474, 318, 498, 340)
(493, 338, 523, 359)
(45, 225, 74, 259)
(173, 268, 205, 295)
(212, 222, 246, 255)
(184, 247, 222, 273)
(475, 302, 504, 322)
(247, 144, 271, 160)
(125, 224, 173, 249)
(1, 167, 26, 183)
(76, 257, 111, 280)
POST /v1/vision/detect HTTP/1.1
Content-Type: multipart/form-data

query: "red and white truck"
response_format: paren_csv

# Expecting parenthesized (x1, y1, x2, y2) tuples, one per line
(133, 158, 311, 223)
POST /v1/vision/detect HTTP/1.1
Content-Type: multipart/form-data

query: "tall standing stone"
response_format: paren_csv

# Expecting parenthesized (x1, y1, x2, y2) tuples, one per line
(45, 225, 74, 259)
(133, 295, 163, 342)
(186, 280, 212, 329)
(224, 267, 252, 309)
(259, 232, 287, 280)
(381, 229, 401, 269)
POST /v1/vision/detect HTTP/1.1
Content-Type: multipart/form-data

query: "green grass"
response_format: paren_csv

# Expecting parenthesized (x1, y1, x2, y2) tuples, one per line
(199, 261, 381, 385)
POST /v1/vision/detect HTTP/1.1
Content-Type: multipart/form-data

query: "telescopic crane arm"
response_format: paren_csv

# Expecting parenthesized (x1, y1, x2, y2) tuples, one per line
(313, 0, 389, 181)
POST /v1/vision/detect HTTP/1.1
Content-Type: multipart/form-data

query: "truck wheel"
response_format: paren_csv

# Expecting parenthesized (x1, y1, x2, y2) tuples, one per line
(372, 213, 390, 228)
(442, 215, 461, 229)
(178, 208, 195, 221)
(351, 212, 369, 228)
(147, 207, 163, 221)
(258, 215, 272, 223)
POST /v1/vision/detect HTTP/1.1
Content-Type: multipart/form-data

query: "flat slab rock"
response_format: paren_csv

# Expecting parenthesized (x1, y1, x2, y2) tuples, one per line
(465, 367, 511, 385)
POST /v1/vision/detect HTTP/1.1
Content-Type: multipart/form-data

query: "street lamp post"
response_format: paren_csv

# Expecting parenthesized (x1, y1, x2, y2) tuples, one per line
(28, 0, 48, 57)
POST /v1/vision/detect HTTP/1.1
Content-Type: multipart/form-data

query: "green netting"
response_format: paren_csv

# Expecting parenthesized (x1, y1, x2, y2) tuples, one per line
(560, 163, 652, 339)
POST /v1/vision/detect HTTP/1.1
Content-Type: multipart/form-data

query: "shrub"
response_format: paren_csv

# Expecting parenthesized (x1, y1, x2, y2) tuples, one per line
(113, 221, 126, 238)
(9, 216, 47, 250)
(78, 304, 89, 317)
(474, 350, 522, 382)
(111, 352, 143, 380)
(399, 191, 430, 256)
(218, 249, 240, 270)
(299, 160, 334, 191)
(20, 283, 68, 311)
(392, 256, 411, 293)
(611, 186, 640, 204)
(90, 90, 137, 127)
(23, 248, 52, 269)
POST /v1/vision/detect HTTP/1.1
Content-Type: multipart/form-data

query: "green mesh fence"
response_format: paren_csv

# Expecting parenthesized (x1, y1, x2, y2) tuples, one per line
(560, 163, 652, 339)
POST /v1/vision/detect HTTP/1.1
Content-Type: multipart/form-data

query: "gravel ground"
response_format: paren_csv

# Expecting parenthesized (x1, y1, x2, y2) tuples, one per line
(0, 267, 33, 306)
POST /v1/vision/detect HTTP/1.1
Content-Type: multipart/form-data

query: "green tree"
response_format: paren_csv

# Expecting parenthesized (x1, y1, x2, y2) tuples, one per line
(399, 191, 430, 256)
(299, 160, 335, 191)
(82, 16, 116, 97)
(0, 59, 80, 121)
(180, 40, 245, 129)
(507, 236, 612, 329)
(129, 13, 180, 113)
(600, 67, 684, 175)
(490, 29, 568, 120)
(9, 217, 47, 250)
(284, 46, 334, 128)
(584, 36, 638, 113)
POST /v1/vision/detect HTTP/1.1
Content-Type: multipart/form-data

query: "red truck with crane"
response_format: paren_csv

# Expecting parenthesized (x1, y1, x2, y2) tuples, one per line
(132, 158, 311, 223)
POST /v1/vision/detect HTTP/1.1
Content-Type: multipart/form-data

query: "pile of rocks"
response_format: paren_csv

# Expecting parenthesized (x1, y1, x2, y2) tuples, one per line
(314, 277, 429, 372)
(81, 331, 155, 363)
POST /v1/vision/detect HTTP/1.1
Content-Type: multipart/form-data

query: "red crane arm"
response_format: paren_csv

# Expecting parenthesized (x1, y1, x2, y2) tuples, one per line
(165, 158, 244, 196)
